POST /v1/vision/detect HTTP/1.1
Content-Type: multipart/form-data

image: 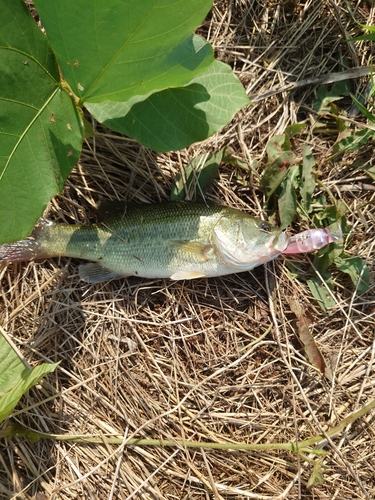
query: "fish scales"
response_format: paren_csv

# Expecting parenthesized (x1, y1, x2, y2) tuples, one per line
(44, 203, 226, 276)
(0, 202, 289, 282)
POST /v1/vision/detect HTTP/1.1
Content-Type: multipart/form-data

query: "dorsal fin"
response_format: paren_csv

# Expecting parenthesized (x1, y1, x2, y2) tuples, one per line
(96, 200, 129, 221)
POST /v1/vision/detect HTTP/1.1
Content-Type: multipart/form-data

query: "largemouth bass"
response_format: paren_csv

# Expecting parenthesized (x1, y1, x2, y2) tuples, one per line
(0, 202, 289, 283)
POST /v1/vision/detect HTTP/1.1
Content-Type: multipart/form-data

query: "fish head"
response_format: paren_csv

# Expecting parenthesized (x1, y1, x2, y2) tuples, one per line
(212, 214, 289, 270)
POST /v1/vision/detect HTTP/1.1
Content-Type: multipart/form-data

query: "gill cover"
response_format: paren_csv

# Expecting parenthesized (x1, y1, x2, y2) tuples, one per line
(211, 216, 284, 269)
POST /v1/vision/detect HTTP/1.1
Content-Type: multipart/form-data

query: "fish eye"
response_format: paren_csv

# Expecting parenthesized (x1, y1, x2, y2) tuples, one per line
(260, 222, 271, 232)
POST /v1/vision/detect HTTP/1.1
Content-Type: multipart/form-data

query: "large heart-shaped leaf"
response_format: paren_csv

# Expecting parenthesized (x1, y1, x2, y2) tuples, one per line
(0, 0, 83, 244)
(86, 60, 250, 151)
(33, 0, 215, 103)
(0, 331, 58, 423)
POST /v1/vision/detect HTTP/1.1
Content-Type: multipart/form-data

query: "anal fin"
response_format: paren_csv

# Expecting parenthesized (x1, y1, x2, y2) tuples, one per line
(170, 270, 208, 280)
(78, 263, 126, 283)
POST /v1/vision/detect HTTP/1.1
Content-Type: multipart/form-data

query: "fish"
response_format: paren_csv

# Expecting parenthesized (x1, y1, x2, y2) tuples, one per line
(0, 202, 289, 283)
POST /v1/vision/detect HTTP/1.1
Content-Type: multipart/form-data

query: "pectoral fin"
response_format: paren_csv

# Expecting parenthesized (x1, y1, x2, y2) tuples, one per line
(169, 240, 214, 261)
(170, 270, 208, 280)
(79, 263, 126, 283)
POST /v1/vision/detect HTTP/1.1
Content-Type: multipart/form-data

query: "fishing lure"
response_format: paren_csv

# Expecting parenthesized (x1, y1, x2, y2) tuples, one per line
(283, 221, 343, 254)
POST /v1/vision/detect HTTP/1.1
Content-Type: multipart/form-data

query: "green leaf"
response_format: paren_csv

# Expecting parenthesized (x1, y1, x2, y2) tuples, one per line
(83, 117, 96, 139)
(284, 123, 307, 138)
(85, 60, 250, 151)
(300, 145, 316, 213)
(334, 256, 370, 294)
(171, 148, 226, 201)
(307, 458, 325, 488)
(222, 148, 254, 172)
(361, 163, 375, 181)
(278, 165, 298, 228)
(307, 276, 336, 312)
(312, 202, 346, 224)
(0, 332, 58, 423)
(0, 0, 83, 244)
(261, 151, 295, 198)
(285, 261, 304, 281)
(34, 0, 215, 104)
(350, 95, 375, 123)
(333, 128, 375, 155)
(266, 134, 291, 163)
(347, 34, 375, 42)
(357, 24, 375, 33)
(313, 81, 351, 114)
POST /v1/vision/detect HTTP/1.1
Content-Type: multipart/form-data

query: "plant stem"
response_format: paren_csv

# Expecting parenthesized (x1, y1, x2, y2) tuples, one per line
(2, 397, 374, 453)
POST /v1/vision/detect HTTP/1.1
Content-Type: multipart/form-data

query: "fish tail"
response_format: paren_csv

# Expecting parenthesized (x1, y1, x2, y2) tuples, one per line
(0, 219, 53, 263)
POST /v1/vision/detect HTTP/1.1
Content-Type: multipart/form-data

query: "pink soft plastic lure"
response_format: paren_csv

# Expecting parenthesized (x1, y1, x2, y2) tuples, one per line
(282, 222, 343, 254)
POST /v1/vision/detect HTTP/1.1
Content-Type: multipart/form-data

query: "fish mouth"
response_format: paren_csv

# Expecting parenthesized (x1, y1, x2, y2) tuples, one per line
(271, 231, 290, 253)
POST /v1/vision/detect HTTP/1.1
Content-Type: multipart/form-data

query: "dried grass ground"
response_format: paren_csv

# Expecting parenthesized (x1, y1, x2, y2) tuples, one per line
(1, 1, 375, 498)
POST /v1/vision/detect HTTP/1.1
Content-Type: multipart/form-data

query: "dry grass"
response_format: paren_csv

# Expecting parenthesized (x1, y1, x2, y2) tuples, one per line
(1, 0, 375, 498)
